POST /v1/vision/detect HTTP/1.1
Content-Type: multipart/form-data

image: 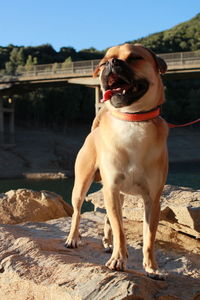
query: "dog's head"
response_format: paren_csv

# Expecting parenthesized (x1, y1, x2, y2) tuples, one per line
(94, 44, 167, 112)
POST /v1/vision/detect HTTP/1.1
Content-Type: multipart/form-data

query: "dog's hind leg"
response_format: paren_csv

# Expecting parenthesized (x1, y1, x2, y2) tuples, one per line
(102, 215, 112, 253)
(102, 193, 124, 253)
(65, 134, 97, 248)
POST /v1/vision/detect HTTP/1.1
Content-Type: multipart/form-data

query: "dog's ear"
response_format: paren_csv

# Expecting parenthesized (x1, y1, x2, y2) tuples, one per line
(93, 65, 100, 77)
(145, 47, 167, 74)
(154, 54, 167, 74)
(135, 44, 167, 74)
(93, 58, 107, 77)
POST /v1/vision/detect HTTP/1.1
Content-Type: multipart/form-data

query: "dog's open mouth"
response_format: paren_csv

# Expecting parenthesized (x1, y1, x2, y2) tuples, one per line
(107, 73, 149, 97)
(107, 73, 132, 94)
(103, 73, 149, 107)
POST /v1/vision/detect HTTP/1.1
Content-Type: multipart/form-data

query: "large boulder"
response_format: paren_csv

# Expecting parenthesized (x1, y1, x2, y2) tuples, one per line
(0, 212, 200, 300)
(0, 189, 73, 224)
(86, 185, 200, 238)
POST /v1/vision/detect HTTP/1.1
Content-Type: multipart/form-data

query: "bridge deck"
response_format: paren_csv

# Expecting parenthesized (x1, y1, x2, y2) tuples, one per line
(0, 50, 200, 145)
(0, 51, 200, 87)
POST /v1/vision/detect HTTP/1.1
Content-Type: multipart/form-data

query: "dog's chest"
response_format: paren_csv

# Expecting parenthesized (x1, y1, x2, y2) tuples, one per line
(117, 122, 146, 146)
(110, 120, 154, 158)
(100, 119, 161, 193)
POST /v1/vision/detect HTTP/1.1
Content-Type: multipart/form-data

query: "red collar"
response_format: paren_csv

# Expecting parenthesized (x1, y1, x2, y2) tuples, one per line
(100, 90, 160, 122)
(110, 107, 160, 122)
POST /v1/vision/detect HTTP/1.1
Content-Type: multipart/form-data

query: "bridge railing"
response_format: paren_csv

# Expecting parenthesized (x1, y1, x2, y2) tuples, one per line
(2, 51, 200, 78)
(160, 51, 200, 66)
(15, 59, 100, 77)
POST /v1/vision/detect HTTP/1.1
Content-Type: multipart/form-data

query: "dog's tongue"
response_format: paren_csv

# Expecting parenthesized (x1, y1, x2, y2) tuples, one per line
(100, 88, 121, 103)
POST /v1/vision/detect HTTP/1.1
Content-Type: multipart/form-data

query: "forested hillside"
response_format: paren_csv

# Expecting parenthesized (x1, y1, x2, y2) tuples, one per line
(129, 13, 200, 53)
(0, 13, 199, 127)
(1, 14, 199, 74)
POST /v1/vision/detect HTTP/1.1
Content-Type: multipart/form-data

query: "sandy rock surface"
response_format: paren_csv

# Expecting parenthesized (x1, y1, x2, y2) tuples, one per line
(0, 189, 73, 224)
(86, 185, 200, 238)
(0, 212, 200, 300)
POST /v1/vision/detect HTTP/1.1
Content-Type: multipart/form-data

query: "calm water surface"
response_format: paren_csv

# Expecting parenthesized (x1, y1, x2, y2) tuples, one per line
(0, 177, 102, 212)
(0, 166, 199, 212)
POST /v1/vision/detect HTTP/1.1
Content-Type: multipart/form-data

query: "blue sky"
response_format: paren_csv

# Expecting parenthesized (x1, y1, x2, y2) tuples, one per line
(1, 0, 199, 51)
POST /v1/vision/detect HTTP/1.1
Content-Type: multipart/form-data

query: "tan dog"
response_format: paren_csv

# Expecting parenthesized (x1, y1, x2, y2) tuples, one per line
(65, 43, 168, 279)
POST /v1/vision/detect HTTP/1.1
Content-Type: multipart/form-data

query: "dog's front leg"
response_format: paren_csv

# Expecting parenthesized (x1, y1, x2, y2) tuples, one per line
(65, 135, 96, 248)
(102, 193, 125, 253)
(65, 184, 85, 248)
(65, 175, 95, 248)
(142, 190, 162, 278)
(102, 215, 113, 253)
(103, 188, 127, 271)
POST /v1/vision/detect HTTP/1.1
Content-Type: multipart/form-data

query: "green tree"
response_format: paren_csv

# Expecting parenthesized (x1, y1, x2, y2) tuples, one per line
(5, 47, 25, 74)
(62, 56, 72, 69)
(5, 61, 15, 75)
(5, 48, 18, 74)
(17, 48, 25, 65)
(25, 55, 38, 71)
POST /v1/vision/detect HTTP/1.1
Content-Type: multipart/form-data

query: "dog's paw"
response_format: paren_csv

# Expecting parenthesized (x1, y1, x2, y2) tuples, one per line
(145, 268, 167, 281)
(102, 237, 113, 253)
(143, 260, 167, 280)
(65, 236, 79, 248)
(105, 255, 127, 271)
(104, 246, 113, 253)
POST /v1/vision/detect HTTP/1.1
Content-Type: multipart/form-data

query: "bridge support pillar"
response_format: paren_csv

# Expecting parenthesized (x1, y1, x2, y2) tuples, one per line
(0, 98, 4, 144)
(95, 86, 102, 114)
(0, 98, 15, 146)
(8, 99, 15, 145)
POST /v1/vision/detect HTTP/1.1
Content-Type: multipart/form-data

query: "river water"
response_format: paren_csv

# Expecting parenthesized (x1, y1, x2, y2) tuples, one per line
(0, 164, 199, 212)
(0, 177, 101, 212)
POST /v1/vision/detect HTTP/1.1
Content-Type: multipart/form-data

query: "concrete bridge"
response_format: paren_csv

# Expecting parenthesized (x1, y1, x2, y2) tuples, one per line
(0, 50, 200, 145)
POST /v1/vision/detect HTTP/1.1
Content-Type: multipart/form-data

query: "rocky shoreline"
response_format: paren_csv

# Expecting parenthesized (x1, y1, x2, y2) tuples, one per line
(0, 126, 200, 298)
(86, 185, 200, 239)
(0, 186, 199, 299)
(0, 126, 200, 179)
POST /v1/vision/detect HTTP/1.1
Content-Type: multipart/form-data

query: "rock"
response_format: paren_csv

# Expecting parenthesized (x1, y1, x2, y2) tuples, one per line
(24, 172, 67, 179)
(160, 204, 200, 239)
(159, 185, 200, 238)
(86, 185, 200, 238)
(0, 212, 200, 300)
(0, 189, 73, 224)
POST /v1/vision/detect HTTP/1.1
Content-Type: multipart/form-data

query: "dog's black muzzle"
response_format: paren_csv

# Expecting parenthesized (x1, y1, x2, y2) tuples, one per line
(101, 58, 133, 91)
(101, 58, 149, 108)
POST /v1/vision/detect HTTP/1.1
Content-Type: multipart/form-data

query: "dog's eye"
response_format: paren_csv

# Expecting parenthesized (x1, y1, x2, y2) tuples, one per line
(99, 62, 107, 67)
(127, 56, 143, 62)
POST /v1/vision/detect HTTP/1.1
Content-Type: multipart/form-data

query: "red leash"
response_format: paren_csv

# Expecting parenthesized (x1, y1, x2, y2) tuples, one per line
(167, 119, 200, 128)
(100, 91, 200, 128)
